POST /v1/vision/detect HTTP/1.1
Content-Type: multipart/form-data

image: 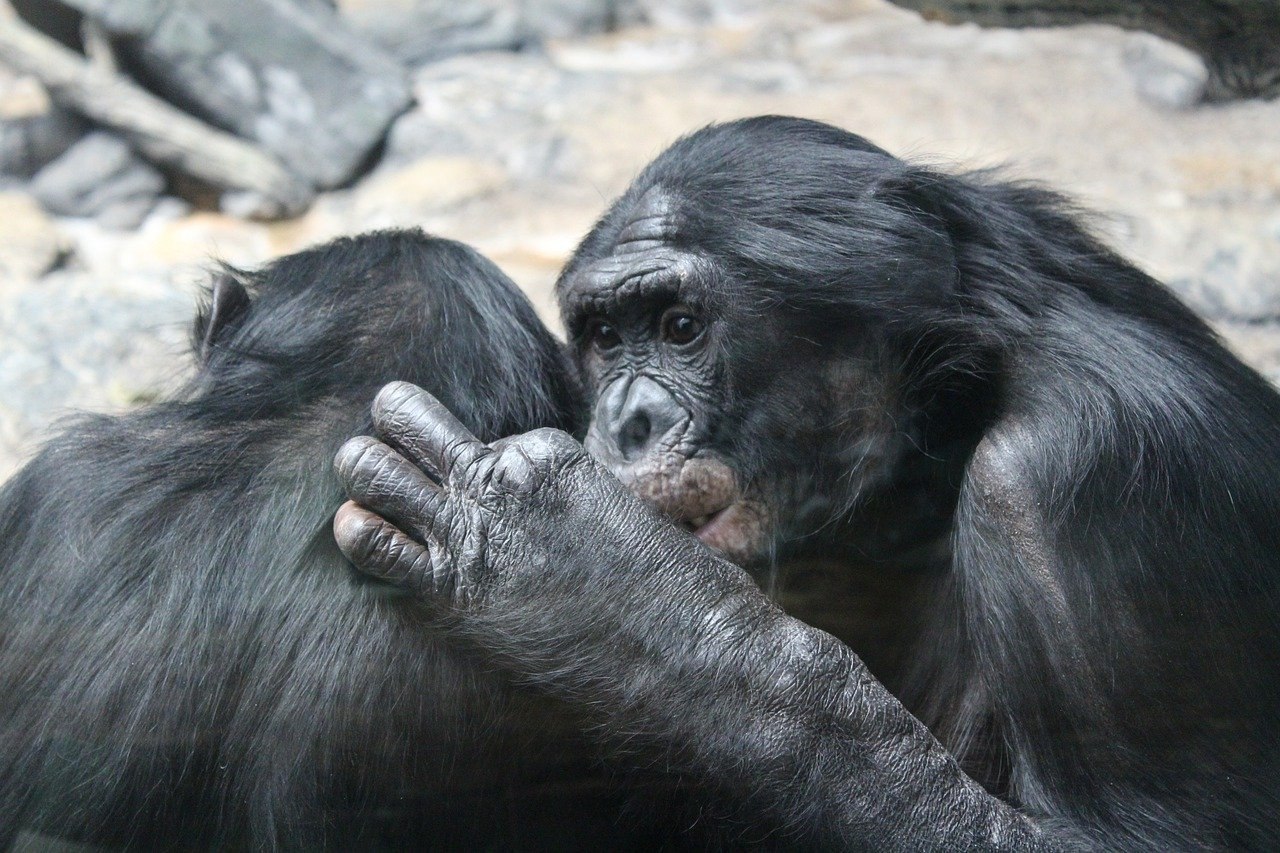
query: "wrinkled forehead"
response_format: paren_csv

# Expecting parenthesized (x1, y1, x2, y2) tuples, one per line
(559, 186, 703, 313)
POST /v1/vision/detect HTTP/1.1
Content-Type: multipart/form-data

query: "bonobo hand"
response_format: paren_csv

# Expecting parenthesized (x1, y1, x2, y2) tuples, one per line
(333, 381, 752, 621)
(332, 383, 1050, 850)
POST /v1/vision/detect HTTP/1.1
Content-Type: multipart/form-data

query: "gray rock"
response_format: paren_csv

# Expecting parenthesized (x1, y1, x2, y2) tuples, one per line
(347, 2, 526, 63)
(61, 0, 412, 189)
(1171, 245, 1280, 323)
(0, 192, 67, 279)
(1122, 34, 1208, 110)
(633, 0, 775, 27)
(0, 267, 194, 480)
(0, 108, 88, 179)
(29, 132, 165, 229)
(884, 0, 1280, 101)
(379, 51, 596, 182)
(519, 0, 644, 39)
(342, 0, 644, 65)
(47, 0, 167, 34)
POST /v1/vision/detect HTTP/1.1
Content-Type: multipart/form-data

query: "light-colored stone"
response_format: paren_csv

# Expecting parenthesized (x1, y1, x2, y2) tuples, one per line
(0, 75, 49, 119)
(0, 268, 195, 481)
(0, 191, 65, 280)
(135, 212, 272, 267)
(1122, 33, 1208, 110)
(353, 155, 508, 221)
(2, 0, 1280, 476)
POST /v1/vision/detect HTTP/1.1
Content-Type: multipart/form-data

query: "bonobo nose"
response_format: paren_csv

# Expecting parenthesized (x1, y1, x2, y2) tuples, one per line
(589, 375, 685, 464)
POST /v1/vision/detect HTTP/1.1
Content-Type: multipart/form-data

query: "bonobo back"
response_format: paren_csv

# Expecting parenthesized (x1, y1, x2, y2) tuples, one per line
(0, 230, 698, 849)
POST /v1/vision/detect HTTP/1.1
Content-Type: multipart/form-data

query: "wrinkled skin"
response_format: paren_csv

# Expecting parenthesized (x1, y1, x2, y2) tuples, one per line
(335, 117, 1280, 849)
(334, 382, 1050, 851)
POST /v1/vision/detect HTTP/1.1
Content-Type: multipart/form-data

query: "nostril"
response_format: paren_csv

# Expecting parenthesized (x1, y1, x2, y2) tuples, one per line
(617, 412, 652, 460)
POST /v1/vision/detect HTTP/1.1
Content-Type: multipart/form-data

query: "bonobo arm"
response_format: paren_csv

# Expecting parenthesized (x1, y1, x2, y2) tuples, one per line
(333, 382, 1067, 851)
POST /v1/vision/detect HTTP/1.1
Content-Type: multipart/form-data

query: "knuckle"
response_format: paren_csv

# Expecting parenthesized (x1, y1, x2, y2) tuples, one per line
(455, 447, 494, 492)
(364, 453, 408, 497)
(491, 443, 542, 495)
(520, 428, 585, 466)
(446, 435, 475, 464)
(373, 383, 439, 441)
(383, 538, 421, 586)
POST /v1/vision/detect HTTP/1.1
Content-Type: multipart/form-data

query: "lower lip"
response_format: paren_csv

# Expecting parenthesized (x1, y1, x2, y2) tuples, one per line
(693, 505, 734, 543)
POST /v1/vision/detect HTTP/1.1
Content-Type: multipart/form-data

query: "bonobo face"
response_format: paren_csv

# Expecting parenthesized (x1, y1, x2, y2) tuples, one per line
(558, 187, 905, 569)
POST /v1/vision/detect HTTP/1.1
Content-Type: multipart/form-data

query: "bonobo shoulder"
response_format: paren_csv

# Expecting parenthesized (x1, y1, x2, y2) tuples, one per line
(964, 421, 1041, 507)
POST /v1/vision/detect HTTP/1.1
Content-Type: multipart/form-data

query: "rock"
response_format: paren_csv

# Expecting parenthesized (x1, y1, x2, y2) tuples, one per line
(29, 132, 165, 229)
(379, 51, 593, 182)
(59, 0, 413, 189)
(353, 155, 507, 220)
(339, 0, 644, 65)
(0, 108, 88, 179)
(0, 191, 66, 279)
(140, 211, 271, 269)
(1170, 244, 1280, 323)
(0, 267, 194, 480)
(7, 0, 86, 51)
(342, 2, 527, 63)
(632, 0, 769, 28)
(1122, 34, 1208, 110)
(519, 0, 644, 39)
(884, 0, 1280, 101)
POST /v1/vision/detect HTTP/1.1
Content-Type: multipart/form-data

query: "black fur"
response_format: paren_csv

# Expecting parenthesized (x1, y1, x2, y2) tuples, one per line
(545, 117, 1280, 848)
(0, 230, 693, 848)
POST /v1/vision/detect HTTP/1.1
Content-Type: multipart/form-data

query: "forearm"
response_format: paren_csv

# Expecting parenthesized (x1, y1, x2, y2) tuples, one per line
(464, 540, 1061, 851)
(329, 391, 1075, 850)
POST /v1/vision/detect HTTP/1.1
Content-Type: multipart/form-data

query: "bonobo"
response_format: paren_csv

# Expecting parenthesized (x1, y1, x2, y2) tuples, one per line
(335, 117, 1280, 850)
(0, 230, 709, 848)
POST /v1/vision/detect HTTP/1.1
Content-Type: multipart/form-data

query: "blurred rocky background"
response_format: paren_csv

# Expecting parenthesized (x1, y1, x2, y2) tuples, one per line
(0, 0, 1277, 479)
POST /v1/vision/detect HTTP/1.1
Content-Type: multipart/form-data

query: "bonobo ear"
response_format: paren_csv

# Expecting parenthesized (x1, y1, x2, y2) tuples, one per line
(195, 272, 252, 363)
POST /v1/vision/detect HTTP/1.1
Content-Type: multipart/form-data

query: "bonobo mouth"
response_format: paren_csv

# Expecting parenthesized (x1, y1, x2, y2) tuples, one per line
(612, 454, 771, 566)
(689, 498, 745, 542)
(688, 498, 771, 566)
(682, 499, 734, 536)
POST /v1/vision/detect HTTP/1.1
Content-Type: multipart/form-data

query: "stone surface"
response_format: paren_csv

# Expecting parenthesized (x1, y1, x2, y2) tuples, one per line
(0, 108, 87, 179)
(884, 0, 1280, 101)
(0, 0, 1277, 478)
(60, 0, 413, 189)
(29, 132, 165, 229)
(1122, 34, 1208, 110)
(340, 0, 645, 64)
(0, 191, 65, 279)
(354, 155, 508, 220)
(0, 268, 194, 478)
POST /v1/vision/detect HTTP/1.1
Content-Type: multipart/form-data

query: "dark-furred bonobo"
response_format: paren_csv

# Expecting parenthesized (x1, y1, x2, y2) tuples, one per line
(0, 230, 708, 848)
(335, 117, 1280, 850)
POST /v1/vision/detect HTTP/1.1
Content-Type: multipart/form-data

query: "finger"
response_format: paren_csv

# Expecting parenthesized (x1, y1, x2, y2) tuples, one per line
(333, 502, 441, 593)
(334, 435, 452, 539)
(371, 382, 487, 485)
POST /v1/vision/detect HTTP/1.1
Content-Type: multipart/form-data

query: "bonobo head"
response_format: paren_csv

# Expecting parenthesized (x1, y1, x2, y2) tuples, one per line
(192, 228, 581, 442)
(557, 117, 979, 568)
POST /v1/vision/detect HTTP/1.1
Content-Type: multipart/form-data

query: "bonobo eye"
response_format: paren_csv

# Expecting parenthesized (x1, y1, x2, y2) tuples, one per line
(585, 318, 622, 352)
(661, 308, 704, 346)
